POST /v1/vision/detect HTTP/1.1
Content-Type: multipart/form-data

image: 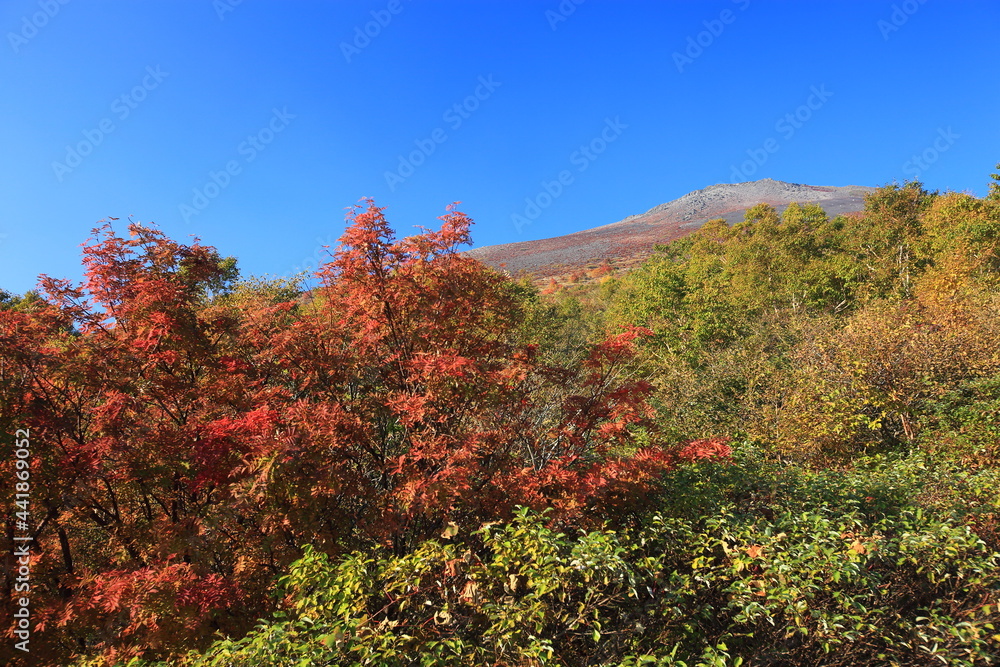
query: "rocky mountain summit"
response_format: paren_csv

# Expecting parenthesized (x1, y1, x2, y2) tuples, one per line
(467, 179, 875, 280)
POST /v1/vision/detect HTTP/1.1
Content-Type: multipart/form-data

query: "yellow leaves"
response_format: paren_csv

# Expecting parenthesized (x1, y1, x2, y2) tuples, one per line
(691, 556, 711, 570)
(233, 554, 252, 576)
(320, 626, 345, 646)
(732, 545, 763, 573)
(772, 279, 1000, 458)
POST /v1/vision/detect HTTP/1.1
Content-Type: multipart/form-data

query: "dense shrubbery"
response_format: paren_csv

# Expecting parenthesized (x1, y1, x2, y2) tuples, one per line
(5, 170, 1000, 665)
(116, 444, 1000, 666)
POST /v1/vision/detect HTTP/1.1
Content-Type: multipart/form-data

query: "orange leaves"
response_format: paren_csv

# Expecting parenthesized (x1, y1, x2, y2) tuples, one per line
(459, 579, 480, 605)
(387, 392, 429, 426)
(57, 559, 241, 655)
(583, 325, 653, 369)
(408, 351, 474, 379)
(676, 437, 732, 462)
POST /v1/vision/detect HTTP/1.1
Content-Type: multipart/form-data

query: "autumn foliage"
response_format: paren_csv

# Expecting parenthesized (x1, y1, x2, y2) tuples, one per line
(4, 171, 1000, 665)
(104, 172, 1000, 665)
(0, 201, 725, 664)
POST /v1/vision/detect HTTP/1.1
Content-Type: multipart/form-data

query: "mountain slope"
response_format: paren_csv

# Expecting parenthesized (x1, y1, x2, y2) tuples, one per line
(467, 179, 875, 280)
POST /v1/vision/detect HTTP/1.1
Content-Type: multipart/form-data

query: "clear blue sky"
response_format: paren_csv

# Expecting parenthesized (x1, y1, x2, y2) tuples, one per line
(2, 0, 998, 295)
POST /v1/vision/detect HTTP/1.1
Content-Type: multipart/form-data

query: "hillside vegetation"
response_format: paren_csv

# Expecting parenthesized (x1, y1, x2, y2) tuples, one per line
(2, 170, 1000, 666)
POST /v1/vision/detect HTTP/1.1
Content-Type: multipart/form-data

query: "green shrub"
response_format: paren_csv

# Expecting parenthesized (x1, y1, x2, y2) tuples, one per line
(122, 465, 1000, 667)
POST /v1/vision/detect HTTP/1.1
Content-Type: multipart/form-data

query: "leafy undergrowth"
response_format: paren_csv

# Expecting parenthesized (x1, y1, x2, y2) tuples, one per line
(108, 442, 1000, 667)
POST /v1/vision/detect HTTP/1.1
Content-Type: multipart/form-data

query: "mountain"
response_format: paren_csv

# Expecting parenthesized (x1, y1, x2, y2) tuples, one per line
(466, 179, 875, 281)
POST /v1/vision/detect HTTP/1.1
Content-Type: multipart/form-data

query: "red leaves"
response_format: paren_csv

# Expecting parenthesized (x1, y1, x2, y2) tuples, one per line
(2, 202, 731, 663)
(387, 392, 430, 426)
(675, 436, 733, 462)
(51, 559, 241, 659)
(583, 325, 653, 369)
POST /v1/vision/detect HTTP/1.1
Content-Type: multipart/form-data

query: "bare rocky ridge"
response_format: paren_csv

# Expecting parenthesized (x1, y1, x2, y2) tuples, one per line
(466, 178, 875, 280)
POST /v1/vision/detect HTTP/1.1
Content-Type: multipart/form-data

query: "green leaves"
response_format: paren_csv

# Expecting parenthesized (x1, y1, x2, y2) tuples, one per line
(137, 467, 1000, 667)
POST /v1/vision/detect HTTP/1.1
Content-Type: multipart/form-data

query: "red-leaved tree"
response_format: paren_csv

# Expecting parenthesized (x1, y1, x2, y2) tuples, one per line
(0, 201, 728, 665)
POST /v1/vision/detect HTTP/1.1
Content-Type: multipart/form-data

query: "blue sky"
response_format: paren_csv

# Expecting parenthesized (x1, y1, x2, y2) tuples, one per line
(2, 0, 998, 295)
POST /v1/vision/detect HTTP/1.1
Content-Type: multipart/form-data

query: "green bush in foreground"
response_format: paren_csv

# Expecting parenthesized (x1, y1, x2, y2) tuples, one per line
(114, 446, 1000, 667)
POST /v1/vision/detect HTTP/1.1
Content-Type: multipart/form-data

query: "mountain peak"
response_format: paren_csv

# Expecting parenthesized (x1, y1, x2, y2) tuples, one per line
(467, 179, 875, 281)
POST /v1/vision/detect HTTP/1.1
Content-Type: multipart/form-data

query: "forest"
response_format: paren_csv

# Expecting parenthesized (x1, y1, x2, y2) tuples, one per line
(3, 170, 1000, 666)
